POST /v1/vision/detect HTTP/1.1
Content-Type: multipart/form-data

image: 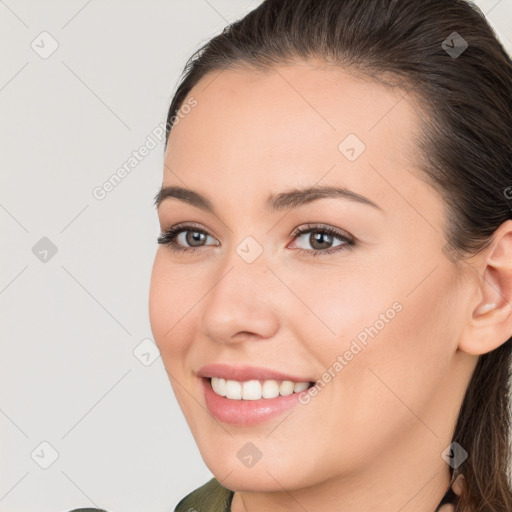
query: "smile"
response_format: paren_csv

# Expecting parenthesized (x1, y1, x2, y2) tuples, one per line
(201, 377, 316, 426)
(210, 377, 314, 400)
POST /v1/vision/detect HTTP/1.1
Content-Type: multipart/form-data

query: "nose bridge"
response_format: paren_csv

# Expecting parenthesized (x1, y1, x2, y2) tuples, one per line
(215, 227, 272, 290)
(200, 239, 279, 342)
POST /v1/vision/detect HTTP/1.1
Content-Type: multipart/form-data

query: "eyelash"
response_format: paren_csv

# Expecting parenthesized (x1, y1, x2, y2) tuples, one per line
(157, 223, 355, 257)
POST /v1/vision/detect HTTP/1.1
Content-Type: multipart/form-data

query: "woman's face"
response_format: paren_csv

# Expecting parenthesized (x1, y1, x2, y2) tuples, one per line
(149, 61, 471, 495)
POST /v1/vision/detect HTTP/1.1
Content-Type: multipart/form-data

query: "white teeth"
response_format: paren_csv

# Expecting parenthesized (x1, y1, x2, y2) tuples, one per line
(293, 381, 310, 393)
(242, 380, 262, 400)
(279, 380, 294, 396)
(225, 379, 242, 400)
(210, 377, 311, 400)
(211, 377, 227, 396)
(262, 379, 280, 399)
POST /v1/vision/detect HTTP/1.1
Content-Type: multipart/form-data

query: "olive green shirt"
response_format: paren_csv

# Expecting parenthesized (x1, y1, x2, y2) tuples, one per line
(65, 478, 232, 512)
(174, 477, 234, 512)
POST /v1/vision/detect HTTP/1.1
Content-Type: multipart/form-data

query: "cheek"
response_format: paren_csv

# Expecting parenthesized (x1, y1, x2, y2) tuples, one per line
(283, 263, 398, 361)
(149, 254, 197, 411)
(287, 257, 456, 436)
(148, 251, 193, 358)
(332, 267, 457, 441)
(148, 253, 168, 345)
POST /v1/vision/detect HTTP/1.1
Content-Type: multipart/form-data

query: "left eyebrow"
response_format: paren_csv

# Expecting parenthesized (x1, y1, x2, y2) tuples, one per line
(154, 184, 384, 214)
(265, 185, 384, 213)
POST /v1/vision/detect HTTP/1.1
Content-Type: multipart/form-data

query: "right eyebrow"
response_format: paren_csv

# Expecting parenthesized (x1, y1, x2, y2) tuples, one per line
(154, 185, 213, 212)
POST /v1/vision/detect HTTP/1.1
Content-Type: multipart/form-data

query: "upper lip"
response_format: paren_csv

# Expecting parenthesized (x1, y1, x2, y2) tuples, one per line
(197, 363, 314, 383)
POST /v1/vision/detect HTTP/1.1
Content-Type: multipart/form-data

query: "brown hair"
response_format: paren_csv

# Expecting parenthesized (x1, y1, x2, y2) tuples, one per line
(163, 1, 512, 510)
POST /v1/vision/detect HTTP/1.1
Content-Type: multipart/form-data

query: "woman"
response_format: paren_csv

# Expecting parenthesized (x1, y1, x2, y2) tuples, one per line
(149, 0, 512, 511)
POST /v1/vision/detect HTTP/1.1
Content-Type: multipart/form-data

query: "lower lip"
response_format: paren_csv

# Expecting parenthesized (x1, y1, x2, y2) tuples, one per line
(201, 377, 311, 426)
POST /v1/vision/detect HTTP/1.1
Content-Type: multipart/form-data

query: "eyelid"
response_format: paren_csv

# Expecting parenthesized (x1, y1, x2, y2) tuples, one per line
(289, 223, 354, 241)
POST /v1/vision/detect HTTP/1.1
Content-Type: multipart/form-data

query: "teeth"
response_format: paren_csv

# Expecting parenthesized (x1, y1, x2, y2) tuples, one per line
(226, 379, 242, 400)
(210, 377, 311, 400)
(292, 381, 310, 393)
(279, 380, 294, 396)
(262, 380, 280, 399)
(211, 377, 227, 397)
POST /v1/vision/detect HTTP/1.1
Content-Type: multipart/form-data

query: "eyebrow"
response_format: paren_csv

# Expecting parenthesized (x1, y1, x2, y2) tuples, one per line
(154, 185, 383, 213)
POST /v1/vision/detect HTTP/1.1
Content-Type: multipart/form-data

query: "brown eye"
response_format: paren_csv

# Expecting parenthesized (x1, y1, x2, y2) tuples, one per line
(289, 224, 355, 256)
(184, 231, 207, 247)
(157, 224, 219, 253)
(307, 231, 335, 250)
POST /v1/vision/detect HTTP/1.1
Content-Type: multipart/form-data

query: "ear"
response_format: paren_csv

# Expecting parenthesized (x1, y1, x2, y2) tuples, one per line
(458, 219, 512, 356)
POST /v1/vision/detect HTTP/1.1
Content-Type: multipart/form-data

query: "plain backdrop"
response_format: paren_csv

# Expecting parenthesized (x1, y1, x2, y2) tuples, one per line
(1, 1, 511, 511)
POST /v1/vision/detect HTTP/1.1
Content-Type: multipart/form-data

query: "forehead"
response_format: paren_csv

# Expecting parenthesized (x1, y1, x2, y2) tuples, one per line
(169, 61, 420, 142)
(163, 61, 431, 217)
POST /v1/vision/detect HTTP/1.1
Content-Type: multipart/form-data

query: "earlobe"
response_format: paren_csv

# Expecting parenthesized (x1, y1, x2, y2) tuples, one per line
(458, 221, 512, 356)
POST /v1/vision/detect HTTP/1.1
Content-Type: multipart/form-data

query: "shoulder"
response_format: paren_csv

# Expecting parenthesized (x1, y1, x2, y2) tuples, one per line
(174, 477, 234, 512)
(65, 509, 110, 512)
(63, 478, 233, 512)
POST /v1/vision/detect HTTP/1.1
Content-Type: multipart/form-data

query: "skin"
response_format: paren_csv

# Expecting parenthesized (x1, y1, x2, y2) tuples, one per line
(148, 59, 512, 512)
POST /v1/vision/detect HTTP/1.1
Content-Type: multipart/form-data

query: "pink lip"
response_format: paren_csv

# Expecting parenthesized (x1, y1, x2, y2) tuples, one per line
(197, 363, 314, 383)
(200, 377, 312, 426)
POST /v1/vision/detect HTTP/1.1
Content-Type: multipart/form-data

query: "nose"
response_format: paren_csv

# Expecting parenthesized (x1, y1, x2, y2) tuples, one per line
(200, 259, 281, 345)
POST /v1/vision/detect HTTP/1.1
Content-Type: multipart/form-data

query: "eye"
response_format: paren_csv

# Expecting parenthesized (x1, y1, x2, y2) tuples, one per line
(157, 223, 219, 253)
(157, 222, 355, 256)
(288, 224, 354, 256)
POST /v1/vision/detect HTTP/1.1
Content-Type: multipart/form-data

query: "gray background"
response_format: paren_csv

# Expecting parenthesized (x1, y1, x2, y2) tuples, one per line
(1, 1, 511, 511)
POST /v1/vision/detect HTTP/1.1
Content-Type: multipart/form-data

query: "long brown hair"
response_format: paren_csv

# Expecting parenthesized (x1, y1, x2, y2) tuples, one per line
(163, 1, 512, 510)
